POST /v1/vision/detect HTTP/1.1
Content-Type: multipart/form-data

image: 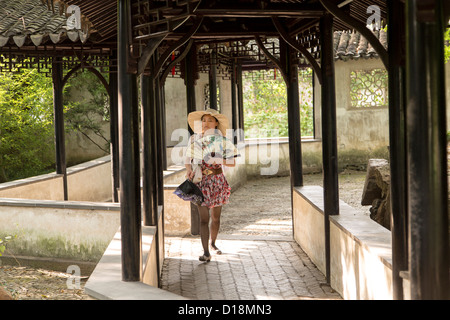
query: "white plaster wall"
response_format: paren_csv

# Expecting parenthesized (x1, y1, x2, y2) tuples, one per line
(314, 58, 389, 151)
(293, 186, 394, 300)
(0, 156, 113, 202)
(0, 203, 120, 261)
(164, 77, 188, 147)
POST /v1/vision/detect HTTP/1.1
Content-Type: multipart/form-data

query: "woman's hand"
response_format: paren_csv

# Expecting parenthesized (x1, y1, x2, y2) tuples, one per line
(204, 153, 236, 167)
(205, 156, 223, 165)
(185, 166, 195, 180)
(204, 152, 224, 165)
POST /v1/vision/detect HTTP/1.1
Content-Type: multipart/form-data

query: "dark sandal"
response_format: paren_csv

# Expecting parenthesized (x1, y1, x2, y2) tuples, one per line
(199, 254, 211, 262)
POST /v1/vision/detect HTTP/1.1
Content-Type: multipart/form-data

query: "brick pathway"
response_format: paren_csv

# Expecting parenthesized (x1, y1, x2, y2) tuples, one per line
(161, 235, 342, 300)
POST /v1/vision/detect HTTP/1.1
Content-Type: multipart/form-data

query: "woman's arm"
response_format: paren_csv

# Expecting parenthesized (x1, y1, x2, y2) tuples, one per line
(223, 157, 235, 167)
(205, 155, 236, 167)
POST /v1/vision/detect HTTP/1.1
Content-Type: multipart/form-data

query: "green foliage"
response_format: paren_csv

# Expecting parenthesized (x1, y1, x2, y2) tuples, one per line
(63, 70, 110, 154)
(0, 68, 55, 182)
(349, 69, 388, 108)
(0, 235, 16, 256)
(243, 68, 314, 139)
(0, 62, 110, 182)
(445, 28, 450, 64)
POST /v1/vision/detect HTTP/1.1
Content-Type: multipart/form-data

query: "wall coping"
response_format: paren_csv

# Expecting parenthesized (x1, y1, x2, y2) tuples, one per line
(66, 155, 111, 175)
(85, 223, 187, 300)
(0, 155, 112, 192)
(294, 185, 392, 268)
(0, 197, 120, 211)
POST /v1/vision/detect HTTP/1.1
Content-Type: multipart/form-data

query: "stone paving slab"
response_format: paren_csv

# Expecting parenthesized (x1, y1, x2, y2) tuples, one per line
(161, 236, 342, 300)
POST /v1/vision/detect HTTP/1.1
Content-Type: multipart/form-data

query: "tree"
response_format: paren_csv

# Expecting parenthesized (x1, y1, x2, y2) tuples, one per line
(444, 28, 450, 63)
(63, 70, 110, 154)
(0, 68, 55, 182)
(243, 68, 314, 139)
(0, 63, 110, 182)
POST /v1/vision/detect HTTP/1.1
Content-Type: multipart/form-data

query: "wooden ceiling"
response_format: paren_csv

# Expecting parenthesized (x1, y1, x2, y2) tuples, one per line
(0, 0, 388, 76)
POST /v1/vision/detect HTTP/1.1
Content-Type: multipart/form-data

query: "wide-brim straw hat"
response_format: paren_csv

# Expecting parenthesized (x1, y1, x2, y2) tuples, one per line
(187, 108, 229, 136)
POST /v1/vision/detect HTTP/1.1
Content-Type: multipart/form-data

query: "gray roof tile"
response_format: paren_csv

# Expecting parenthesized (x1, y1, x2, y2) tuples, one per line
(0, 0, 89, 47)
(333, 29, 387, 61)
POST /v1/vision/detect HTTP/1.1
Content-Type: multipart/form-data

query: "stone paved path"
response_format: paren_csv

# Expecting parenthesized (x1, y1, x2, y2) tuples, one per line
(160, 175, 358, 301)
(161, 235, 341, 300)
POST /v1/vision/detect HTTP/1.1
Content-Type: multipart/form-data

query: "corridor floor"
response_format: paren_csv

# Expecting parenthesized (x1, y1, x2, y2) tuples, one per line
(161, 175, 343, 300)
(161, 235, 341, 300)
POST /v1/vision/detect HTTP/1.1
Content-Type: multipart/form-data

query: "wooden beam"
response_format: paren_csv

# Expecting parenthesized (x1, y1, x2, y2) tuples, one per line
(185, 3, 325, 18)
(254, 36, 288, 86)
(272, 17, 322, 84)
(319, 0, 388, 69)
(137, 35, 167, 76)
(160, 39, 194, 83)
(151, 17, 203, 80)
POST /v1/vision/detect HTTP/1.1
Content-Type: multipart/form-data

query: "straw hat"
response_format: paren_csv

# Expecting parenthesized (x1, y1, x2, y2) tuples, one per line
(187, 108, 229, 136)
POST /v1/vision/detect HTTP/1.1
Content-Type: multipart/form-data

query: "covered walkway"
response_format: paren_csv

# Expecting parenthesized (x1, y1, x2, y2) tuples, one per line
(161, 175, 341, 300)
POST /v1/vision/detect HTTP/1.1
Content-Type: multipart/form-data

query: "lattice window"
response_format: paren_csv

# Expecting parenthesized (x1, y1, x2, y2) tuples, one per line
(349, 68, 388, 108)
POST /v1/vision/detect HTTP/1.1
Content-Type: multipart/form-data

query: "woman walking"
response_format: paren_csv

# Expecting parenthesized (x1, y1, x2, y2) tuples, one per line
(184, 108, 238, 262)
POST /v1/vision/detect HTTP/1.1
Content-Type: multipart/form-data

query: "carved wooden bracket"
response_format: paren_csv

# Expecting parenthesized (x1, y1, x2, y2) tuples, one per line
(151, 17, 203, 80)
(159, 38, 194, 84)
(272, 17, 322, 85)
(254, 35, 289, 86)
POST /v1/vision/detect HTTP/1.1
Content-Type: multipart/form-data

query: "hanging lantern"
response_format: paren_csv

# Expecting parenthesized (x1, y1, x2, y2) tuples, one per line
(171, 51, 175, 76)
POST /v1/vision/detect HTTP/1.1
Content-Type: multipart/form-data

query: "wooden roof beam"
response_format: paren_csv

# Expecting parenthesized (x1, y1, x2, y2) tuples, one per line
(272, 17, 322, 84)
(164, 2, 326, 19)
(319, 0, 388, 68)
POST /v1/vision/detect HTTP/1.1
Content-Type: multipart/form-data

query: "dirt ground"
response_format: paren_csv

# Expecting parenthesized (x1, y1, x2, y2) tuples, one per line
(221, 170, 369, 237)
(0, 170, 369, 300)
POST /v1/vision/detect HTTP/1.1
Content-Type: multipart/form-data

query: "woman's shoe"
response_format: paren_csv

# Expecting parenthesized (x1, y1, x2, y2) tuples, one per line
(210, 244, 222, 255)
(199, 254, 211, 262)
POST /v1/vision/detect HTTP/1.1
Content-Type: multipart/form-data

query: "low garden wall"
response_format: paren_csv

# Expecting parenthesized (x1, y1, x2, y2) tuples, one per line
(293, 185, 393, 300)
(0, 155, 113, 202)
(0, 199, 120, 263)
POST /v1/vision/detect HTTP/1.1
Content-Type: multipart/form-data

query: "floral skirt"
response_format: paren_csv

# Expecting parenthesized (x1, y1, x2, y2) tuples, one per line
(197, 168, 231, 208)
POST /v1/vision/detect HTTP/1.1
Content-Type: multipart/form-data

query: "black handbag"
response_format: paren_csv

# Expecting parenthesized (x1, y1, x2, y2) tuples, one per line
(173, 179, 204, 206)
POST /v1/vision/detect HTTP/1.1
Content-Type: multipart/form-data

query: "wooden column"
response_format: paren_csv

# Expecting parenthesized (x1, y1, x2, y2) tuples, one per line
(236, 63, 244, 141)
(52, 56, 67, 201)
(155, 74, 164, 207)
(320, 13, 339, 284)
(184, 46, 200, 235)
(118, 0, 142, 282)
(185, 45, 197, 117)
(109, 52, 120, 203)
(387, 0, 408, 300)
(231, 59, 239, 144)
(149, 54, 160, 224)
(209, 49, 218, 110)
(281, 40, 303, 188)
(155, 64, 165, 288)
(406, 0, 449, 299)
(141, 74, 156, 226)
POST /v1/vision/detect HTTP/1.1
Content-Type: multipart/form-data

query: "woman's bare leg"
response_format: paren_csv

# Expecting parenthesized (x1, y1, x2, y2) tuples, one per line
(210, 206, 222, 253)
(197, 205, 210, 257)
